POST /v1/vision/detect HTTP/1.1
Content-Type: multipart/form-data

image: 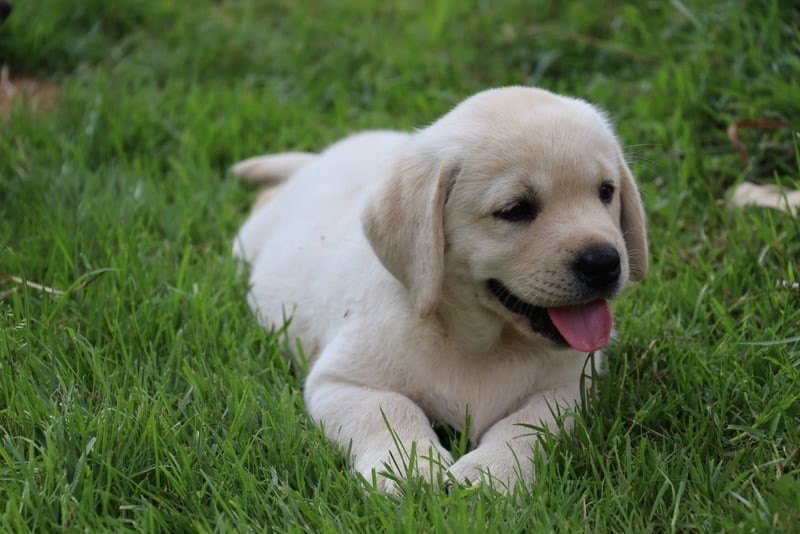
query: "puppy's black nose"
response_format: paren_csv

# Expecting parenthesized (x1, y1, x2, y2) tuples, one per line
(573, 244, 621, 289)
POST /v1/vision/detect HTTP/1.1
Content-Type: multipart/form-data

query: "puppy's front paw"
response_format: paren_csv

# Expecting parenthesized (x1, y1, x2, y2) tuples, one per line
(447, 445, 533, 493)
(355, 441, 454, 494)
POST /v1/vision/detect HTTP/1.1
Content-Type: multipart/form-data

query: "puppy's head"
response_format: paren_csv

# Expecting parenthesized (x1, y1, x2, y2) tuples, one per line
(363, 87, 647, 352)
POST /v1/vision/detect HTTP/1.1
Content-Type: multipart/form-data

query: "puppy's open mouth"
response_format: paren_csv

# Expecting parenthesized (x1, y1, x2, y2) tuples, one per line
(487, 279, 612, 352)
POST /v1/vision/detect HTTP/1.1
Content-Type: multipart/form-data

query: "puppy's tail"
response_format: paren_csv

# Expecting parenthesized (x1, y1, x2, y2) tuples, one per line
(231, 152, 316, 184)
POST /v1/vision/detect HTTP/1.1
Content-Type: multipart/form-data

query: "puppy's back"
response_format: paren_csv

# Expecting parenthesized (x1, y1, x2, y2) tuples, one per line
(233, 130, 411, 354)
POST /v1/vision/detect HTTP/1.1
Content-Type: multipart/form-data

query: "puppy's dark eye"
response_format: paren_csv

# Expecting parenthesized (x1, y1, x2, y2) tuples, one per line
(599, 182, 615, 204)
(494, 200, 537, 222)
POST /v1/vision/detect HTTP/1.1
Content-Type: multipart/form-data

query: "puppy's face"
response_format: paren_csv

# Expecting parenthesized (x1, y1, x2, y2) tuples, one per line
(443, 103, 632, 350)
(364, 88, 647, 352)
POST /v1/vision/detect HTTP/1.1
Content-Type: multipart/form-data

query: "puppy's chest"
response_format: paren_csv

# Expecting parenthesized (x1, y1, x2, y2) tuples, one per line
(409, 349, 553, 437)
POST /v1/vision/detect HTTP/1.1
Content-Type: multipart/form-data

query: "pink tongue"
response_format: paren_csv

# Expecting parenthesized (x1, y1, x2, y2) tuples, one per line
(547, 300, 612, 352)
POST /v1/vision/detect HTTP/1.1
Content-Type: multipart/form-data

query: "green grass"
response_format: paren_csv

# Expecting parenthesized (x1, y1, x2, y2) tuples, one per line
(1, 0, 798, 530)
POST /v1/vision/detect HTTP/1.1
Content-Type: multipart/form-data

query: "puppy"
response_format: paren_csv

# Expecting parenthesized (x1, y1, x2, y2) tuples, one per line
(233, 87, 647, 492)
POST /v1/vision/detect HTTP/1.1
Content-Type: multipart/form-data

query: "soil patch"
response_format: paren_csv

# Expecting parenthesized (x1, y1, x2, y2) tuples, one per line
(0, 65, 58, 118)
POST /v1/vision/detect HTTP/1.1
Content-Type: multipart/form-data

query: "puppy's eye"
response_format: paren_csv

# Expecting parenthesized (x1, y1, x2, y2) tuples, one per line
(494, 200, 537, 222)
(599, 182, 615, 204)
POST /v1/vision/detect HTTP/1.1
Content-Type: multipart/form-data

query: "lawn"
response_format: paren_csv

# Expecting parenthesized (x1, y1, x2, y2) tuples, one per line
(1, 0, 798, 531)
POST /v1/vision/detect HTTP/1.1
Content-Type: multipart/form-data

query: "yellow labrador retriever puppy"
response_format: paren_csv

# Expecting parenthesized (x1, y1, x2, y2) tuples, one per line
(233, 86, 647, 492)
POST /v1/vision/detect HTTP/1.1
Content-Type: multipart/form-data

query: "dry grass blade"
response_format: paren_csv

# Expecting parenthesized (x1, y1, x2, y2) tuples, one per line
(729, 182, 800, 216)
(527, 23, 659, 64)
(0, 272, 65, 297)
(0, 287, 18, 301)
(727, 118, 791, 167)
(0, 269, 110, 301)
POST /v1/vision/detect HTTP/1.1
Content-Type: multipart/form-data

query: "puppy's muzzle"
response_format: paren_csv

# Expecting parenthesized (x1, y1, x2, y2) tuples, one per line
(573, 244, 621, 292)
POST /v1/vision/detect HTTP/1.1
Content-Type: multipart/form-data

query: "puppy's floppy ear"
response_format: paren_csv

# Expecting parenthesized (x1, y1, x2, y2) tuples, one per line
(618, 154, 648, 281)
(362, 146, 454, 317)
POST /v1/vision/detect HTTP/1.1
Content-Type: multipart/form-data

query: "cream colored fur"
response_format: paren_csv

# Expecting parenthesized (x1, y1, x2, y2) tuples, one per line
(233, 87, 647, 492)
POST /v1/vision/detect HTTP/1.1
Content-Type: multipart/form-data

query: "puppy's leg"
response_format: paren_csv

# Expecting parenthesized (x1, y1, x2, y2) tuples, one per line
(447, 384, 581, 492)
(305, 373, 453, 493)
